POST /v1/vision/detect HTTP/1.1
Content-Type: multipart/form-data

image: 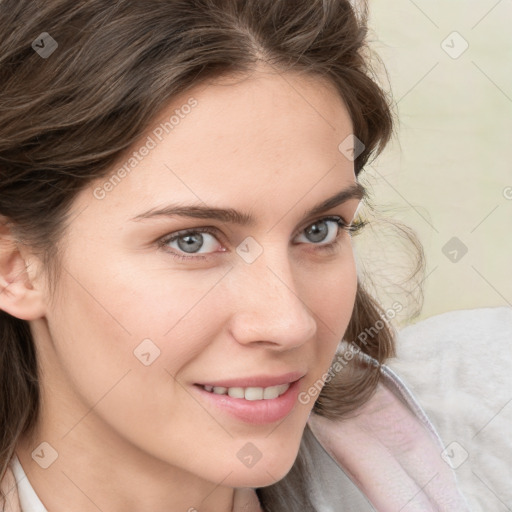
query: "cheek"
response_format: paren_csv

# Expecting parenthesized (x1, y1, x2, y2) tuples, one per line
(305, 250, 358, 367)
(45, 254, 229, 424)
(312, 248, 357, 318)
(45, 269, 220, 463)
(45, 271, 144, 405)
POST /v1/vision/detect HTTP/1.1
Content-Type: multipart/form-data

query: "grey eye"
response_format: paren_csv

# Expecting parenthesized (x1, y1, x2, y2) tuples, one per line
(166, 232, 219, 254)
(296, 219, 339, 245)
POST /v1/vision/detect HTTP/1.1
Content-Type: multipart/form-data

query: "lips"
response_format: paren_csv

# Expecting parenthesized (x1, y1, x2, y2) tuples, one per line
(193, 377, 304, 424)
(194, 370, 306, 389)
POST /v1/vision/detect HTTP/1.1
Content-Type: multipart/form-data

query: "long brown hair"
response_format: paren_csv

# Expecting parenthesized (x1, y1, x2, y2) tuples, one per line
(0, 0, 419, 509)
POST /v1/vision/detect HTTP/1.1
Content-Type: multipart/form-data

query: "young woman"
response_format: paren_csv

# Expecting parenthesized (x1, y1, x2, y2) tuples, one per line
(0, 0, 471, 510)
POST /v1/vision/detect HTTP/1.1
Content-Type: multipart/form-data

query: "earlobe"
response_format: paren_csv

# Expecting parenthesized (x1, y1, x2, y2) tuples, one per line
(0, 225, 46, 321)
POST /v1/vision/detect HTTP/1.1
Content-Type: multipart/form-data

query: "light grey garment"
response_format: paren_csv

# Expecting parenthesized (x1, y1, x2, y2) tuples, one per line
(387, 306, 512, 512)
(301, 350, 472, 511)
(303, 426, 377, 511)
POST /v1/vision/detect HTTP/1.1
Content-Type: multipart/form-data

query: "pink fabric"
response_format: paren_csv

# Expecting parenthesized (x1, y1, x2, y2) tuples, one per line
(307, 379, 471, 511)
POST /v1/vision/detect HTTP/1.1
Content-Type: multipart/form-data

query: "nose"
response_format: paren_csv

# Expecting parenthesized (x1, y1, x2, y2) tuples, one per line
(227, 247, 317, 351)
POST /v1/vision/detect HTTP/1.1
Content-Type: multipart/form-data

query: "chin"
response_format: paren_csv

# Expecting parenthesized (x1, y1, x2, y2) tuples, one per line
(225, 468, 292, 489)
(224, 447, 300, 488)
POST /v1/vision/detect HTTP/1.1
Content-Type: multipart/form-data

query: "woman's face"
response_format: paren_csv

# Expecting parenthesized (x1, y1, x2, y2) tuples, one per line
(31, 68, 361, 489)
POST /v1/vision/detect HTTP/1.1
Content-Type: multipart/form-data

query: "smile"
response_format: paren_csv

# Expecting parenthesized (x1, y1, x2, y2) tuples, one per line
(193, 377, 304, 424)
(200, 383, 290, 400)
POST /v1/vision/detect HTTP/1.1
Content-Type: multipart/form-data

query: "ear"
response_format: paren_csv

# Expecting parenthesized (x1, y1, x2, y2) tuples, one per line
(0, 221, 46, 320)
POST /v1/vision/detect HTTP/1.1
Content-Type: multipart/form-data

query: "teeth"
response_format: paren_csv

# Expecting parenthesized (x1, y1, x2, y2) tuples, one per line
(202, 383, 290, 400)
(228, 387, 245, 399)
(264, 384, 289, 399)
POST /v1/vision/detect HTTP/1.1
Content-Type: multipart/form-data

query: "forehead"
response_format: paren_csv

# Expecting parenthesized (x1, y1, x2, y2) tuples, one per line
(78, 69, 356, 223)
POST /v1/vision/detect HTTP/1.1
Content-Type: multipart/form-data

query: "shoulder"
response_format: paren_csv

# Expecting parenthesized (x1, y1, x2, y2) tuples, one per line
(396, 305, 512, 351)
(388, 306, 512, 410)
(386, 306, 512, 511)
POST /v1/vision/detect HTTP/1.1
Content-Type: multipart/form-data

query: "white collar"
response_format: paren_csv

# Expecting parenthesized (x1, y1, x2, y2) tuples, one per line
(9, 454, 48, 512)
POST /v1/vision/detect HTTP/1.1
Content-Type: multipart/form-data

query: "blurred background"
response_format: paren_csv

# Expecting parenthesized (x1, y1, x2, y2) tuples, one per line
(358, 0, 512, 323)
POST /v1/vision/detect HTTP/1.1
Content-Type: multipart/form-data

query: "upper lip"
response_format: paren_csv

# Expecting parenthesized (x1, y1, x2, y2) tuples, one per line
(195, 371, 306, 388)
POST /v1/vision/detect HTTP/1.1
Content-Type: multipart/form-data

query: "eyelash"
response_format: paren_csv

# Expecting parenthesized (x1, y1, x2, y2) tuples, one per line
(157, 215, 365, 262)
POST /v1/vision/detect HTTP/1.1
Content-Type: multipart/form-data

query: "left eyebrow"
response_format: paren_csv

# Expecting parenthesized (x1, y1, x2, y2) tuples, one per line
(130, 182, 366, 225)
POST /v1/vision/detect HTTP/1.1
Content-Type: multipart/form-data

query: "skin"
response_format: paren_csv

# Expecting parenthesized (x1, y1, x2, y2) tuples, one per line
(1, 66, 362, 511)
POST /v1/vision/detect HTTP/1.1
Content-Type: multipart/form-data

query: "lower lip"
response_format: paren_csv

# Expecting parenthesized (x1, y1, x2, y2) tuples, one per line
(193, 379, 302, 425)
